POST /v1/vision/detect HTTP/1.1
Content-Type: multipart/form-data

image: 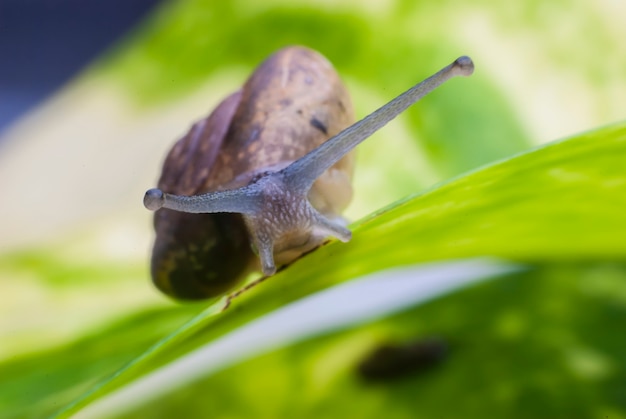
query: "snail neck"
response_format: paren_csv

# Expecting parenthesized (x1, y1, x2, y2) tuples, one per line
(242, 174, 351, 276)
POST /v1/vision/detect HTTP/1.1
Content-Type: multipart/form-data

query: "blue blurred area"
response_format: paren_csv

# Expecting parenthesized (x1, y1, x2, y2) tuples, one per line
(0, 0, 163, 135)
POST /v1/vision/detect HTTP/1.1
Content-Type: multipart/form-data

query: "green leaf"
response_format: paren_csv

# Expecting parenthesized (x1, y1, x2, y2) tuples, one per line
(116, 264, 626, 419)
(49, 121, 626, 418)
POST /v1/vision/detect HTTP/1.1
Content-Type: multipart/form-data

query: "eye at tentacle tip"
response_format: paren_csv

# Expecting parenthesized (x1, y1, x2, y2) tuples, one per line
(144, 188, 165, 211)
(453, 56, 474, 77)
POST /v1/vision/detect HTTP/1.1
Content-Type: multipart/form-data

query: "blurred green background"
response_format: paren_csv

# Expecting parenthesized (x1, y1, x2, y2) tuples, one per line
(0, 0, 625, 418)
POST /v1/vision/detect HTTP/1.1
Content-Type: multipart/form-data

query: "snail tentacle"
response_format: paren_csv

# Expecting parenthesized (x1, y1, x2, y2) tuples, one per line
(143, 185, 262, 215)
(283, 56, 474, 194)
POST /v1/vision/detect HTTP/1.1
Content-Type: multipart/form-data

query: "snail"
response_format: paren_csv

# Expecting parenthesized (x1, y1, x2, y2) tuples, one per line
(144, 46, 474, 300)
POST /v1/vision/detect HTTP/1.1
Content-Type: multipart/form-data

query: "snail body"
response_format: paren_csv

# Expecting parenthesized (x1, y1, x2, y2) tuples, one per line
(145, 46, 474, 300)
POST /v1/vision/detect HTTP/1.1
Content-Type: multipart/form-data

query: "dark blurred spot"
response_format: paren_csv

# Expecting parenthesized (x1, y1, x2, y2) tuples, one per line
(358, 337, 448, 382)
(309, 116, 327, 134)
